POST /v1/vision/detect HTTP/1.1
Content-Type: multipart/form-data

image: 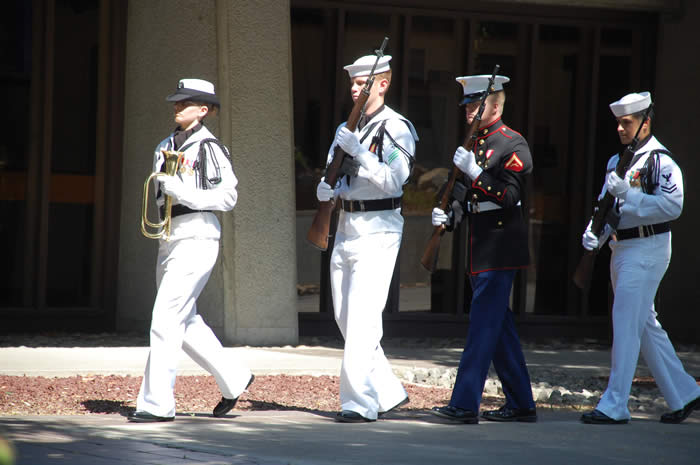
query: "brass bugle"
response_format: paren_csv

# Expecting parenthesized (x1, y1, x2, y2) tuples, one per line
(141, 150, 183, 240)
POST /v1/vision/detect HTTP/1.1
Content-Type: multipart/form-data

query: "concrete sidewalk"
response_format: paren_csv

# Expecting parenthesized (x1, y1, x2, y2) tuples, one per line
(2, 343, 699, 382)
(1, 408, 698, 465)
(1, 343, 699, 464)
(0, 345, 624, 378)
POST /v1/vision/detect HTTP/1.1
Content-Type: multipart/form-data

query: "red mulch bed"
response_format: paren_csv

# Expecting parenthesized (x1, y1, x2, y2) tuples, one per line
(0, 375, 464, 416)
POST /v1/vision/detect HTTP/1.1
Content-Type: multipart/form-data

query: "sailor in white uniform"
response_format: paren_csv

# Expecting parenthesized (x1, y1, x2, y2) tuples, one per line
(129, 79, 252, 422)
(316, 55, 418, 422)
(580, 91, 700, 424)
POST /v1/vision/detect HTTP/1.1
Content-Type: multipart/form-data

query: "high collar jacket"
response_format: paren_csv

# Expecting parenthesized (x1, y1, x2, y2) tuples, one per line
(460, 117, 533, 274)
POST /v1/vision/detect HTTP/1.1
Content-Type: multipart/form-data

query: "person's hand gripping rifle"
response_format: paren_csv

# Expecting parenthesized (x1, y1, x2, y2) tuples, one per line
(306, 37, 390, 251)
(420, 65, 500, 272)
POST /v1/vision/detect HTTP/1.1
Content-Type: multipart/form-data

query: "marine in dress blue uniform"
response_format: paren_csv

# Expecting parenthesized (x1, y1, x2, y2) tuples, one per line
(580, 92, 700, 424)
(430, 75, 537, 424)
(129, 79, 253, 423)
(316, 55, 418, 423)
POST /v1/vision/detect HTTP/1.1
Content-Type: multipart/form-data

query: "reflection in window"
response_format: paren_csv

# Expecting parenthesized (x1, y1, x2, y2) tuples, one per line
(528, 24, 582, 315)
(539, 24, 580, 42)
(478, 21, 518, 41)
(601, 28, 633, 47)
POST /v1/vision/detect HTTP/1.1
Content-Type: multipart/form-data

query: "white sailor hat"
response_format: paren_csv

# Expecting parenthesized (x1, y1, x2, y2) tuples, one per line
(344, 55, 392, 78)
(455, 75, 510, 105)
(166, 78, 220, 106)
(609, 91, 651, 117)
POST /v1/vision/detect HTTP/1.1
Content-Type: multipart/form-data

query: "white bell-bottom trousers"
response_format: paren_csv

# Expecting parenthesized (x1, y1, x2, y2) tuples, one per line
(330, 231, 408, 420)
(597, 232, 700, 420)
(136, 238, 252, 418)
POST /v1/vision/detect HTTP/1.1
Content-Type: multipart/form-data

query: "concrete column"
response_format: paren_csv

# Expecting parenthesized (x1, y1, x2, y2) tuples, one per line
(117, 0, 298, 345)
(216, 0, 298, 345)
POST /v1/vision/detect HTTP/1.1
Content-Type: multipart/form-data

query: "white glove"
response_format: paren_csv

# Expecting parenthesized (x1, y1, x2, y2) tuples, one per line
(581, 220, 612, 251)
(453, 146, 483, 180)
(336, 126, 363, 157)
(606, 171, 630, 199)
(316, 179, 334, 202)
(432, 207, 449, 227)
(160, 175, 188, 201)
(582, 230, 599, 251)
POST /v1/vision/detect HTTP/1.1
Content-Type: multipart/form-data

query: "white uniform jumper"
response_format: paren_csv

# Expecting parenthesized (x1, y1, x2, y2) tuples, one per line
(595, 135, 700, 421)
(136, 124, 252, 418)
(328, 105, 418, 419)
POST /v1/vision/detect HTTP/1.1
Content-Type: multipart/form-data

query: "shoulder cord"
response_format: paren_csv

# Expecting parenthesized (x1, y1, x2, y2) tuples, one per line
(359, 119, 415, 174)
(641, 149, 668, 194)
(180, 138, 232, 190)
(341, 119, 415, 186)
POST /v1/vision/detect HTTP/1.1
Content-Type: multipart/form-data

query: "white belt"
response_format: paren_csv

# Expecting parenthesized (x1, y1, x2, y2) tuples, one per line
(467, 200, 520, 213)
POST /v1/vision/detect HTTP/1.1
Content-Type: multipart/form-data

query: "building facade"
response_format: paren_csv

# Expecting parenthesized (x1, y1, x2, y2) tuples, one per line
(1, 0, 698, 344)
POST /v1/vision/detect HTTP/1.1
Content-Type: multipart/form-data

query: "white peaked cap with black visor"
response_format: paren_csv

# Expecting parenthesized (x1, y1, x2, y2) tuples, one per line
(344, 55, 392, 78)
(455, 75, 510, 105)
(166, 78, 220, 107)
(609, 91, 651, 117)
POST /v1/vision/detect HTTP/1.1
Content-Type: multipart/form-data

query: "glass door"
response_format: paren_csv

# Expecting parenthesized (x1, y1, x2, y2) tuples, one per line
(0, 0, 125, 321)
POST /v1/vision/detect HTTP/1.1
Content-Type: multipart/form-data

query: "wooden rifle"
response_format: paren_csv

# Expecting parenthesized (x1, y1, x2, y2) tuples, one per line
(420, 64, 500, 272)
(306, 37, 389, 250)
(572, 102, 654, 289)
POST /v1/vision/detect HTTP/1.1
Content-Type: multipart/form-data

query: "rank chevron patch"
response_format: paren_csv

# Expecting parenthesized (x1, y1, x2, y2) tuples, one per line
(504, 152, 524, 172)
(660, 172, 677, 193)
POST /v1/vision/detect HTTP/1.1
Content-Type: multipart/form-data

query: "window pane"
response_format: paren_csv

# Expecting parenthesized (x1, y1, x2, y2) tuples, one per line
(0, 0, 32, 306)
(45, 0, 99, 307)
(528, 25, 581, 314)
(401, 15, 460, 312)
(46, 203, 93, 306)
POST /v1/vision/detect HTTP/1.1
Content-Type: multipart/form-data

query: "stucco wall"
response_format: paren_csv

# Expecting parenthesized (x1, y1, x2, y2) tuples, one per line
(217, 0, 298, 345)
(654, 1, 700, 342)
(117, 0, 297, 345)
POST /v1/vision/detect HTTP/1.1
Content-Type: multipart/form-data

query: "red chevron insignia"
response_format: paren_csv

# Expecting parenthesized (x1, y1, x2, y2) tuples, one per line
(504, 152, 524, 172)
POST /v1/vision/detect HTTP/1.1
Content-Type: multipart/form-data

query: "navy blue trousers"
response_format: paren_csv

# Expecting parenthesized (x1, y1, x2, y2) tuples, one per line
(449, 270, 535, 412)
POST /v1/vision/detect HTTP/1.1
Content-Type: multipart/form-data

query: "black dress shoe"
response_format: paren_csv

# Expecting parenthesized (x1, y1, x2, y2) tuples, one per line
(430, 406, 478, 424)
(213, 374, 255, 418)
(481, 405, 537, 423)
(378, 396, 410, 418)
(660, 395, 700, 424)
(580, 409, 628, 424)
(334, 410, 376, 423)
(127, 411, 175, 423)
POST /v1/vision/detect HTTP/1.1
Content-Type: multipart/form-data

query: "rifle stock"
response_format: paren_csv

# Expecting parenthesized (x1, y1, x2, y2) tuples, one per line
(306, 38, 388, 250)
(572, 249, 596, 289)
(572, 103, 654, 289)
(420, 64, 500, 272)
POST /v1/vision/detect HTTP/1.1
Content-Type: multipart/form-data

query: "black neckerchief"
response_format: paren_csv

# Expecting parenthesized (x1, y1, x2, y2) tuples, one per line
(358, 104, 385, 131)
(173, 122, 202, 151)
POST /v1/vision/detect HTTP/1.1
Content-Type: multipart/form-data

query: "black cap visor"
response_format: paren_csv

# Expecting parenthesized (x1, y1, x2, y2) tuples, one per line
(460, 92, 486, 105)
